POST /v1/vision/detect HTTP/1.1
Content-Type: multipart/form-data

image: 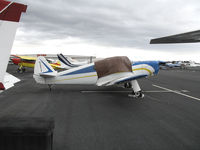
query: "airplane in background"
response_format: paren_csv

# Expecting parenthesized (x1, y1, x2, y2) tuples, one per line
(11, 55, 65, 73)
(57, 53, 88, 69)
(165, 61, 183, 68)
(0, 0, 27, 90)
(181, 61, 200, 68)
(33, 56, 160, 98)
(159, 60, 200, 69)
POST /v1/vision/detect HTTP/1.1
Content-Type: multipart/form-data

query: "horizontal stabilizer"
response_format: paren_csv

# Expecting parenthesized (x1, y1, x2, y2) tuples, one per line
(150, 30, 200, 44)
(39, 72, 57, 77)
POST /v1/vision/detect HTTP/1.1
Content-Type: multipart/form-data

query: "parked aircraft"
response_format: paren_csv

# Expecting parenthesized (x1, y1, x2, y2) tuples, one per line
(182, 61, 200, 68)
(165, 61, 182, 68)
(160, 60, 200, 69)
(57, 53, 88, 69)
(33, 56, 160, 98)
(0, 0, 27, 90)
(11, 55, 64, 73)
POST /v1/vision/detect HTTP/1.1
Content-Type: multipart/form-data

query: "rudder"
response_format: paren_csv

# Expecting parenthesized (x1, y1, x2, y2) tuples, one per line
(34, 56, 57, 77)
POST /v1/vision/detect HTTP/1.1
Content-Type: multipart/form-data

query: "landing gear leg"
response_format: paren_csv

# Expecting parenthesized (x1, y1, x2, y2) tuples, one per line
(48, 84, 52, 92)
(128, 80, 144, 98)
(17, 66, 25, 73)
(22, 67, 26, 73)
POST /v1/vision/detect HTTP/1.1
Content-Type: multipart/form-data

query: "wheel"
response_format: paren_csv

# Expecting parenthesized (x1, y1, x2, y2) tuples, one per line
(128, 91, 144, 98)
(17, 68, 20, 73)
(135, 91, 144, 98)
(22, 68, 26, 72)
(17, 68, 23, 73)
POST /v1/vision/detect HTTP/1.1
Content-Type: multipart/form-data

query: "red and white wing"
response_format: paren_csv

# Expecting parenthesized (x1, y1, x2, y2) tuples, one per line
(0, 0, 27, 90)
(3, 72, 20, 90)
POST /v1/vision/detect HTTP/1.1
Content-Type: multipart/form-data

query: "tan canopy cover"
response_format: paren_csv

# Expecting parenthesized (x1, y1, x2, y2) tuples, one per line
(94, 56, 132, 78)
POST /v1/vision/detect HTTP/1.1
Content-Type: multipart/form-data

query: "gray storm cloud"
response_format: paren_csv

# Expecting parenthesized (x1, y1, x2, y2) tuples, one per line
(15, 0, 200, 51)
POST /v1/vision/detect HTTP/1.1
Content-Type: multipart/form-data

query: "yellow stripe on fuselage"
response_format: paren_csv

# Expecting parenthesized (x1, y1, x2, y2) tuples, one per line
(132, 68, 153, 75)
(55, 74, 97, 82)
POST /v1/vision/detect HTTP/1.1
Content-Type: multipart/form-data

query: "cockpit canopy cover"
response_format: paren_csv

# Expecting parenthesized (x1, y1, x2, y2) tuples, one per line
(94, 56, 132, 78)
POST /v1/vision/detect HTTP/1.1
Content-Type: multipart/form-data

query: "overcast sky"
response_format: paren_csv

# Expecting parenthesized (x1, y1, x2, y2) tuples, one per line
(12, 0, 200, 61)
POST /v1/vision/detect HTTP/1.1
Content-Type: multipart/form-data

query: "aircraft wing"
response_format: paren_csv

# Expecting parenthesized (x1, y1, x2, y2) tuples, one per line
(150, 30, 200, 44)
(0, 1, 27, 90)
(13, 55, 36, 60)
(96, 72, 147, 86)
(3, 72, 20, 90)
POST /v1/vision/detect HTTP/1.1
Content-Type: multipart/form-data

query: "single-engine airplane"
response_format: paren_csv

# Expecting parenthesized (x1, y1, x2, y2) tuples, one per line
(0, 0, 27, 90)
(33, 56, 160, 98)
(11, 55, 65, 73)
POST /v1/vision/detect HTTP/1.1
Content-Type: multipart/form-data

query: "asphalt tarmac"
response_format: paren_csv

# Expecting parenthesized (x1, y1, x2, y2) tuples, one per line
(1, 65, 200, 150)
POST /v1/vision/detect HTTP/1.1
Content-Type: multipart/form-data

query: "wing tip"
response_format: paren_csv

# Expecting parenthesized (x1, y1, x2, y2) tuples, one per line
(0, 82, 5, 90)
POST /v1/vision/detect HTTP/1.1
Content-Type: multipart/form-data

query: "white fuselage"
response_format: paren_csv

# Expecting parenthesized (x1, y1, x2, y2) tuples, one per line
(33, 61, 158, 85)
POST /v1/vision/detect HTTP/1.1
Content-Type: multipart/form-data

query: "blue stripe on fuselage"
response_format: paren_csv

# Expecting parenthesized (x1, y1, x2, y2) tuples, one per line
(61, 60, 159, 76)
(61, 65, 95, 76)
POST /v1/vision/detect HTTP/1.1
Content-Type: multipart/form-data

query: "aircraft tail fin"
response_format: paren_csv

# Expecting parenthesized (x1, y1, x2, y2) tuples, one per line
(57, 53, 80, 68)
(34, 56, 57, 77)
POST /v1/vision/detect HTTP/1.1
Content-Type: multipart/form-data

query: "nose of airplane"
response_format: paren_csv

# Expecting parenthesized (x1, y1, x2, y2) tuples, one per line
(12, 58, 21, 65)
